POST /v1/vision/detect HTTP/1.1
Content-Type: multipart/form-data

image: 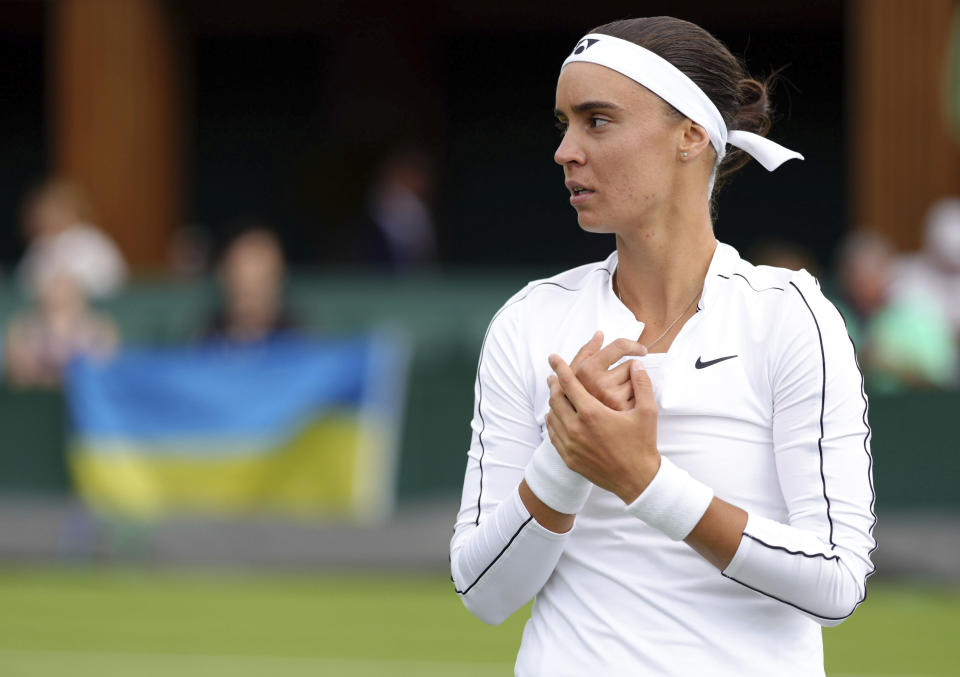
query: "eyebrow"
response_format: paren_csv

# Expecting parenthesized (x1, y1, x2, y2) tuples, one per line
(553, 100, 623, 117)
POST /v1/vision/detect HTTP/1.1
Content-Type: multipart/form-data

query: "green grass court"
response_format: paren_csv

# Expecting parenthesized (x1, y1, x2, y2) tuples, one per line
(0, 569, 956, 676)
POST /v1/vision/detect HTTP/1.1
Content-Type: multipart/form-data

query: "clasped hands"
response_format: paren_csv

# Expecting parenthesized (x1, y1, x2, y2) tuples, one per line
(545, 331, 662, 505)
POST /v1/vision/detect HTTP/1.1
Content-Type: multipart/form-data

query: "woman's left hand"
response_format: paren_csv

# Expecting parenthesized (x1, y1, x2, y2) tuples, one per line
(545, 353, 661, 504)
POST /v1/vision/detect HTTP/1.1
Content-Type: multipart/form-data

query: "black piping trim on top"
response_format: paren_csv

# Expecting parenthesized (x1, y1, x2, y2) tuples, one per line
(716, 272, 785, 292)
(743, 532, 839, 561)
(454, 516, 534, 595)
(722, 571, 855, 622)
(788, 281, 835, 548)
(730, 291, 877, 622)
(472, 266, 612, 526)
(831, 302, 879, 614)
(833, 306, 878, 547)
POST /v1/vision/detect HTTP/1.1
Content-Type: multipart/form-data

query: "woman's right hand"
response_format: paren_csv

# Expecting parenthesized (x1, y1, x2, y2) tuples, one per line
(568, 331, 647, 411)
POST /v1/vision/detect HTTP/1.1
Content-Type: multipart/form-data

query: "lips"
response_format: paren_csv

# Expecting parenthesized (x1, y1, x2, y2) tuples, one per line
(565, 180, 595, 205)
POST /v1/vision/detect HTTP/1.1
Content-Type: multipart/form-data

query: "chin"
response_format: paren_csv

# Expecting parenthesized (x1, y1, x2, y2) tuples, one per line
(576, 212, 615, 234)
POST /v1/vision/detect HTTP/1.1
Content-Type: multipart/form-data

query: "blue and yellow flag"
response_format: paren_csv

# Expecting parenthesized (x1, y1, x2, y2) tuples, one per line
(64, 335, 407, 521)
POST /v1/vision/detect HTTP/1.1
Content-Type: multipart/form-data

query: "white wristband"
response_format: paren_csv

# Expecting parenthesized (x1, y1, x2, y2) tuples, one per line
(624, 456, 714, 540)
(523, 437, 592, 514)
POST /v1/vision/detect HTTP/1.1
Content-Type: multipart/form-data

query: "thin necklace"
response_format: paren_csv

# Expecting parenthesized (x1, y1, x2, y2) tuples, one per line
(615, 271, 703, 350)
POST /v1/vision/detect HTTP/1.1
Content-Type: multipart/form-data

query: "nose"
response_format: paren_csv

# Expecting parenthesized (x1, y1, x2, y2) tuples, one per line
(554, 129, 586, 167)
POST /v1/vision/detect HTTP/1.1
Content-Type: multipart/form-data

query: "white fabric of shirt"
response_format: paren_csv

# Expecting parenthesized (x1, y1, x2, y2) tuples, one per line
(449, 242, 876, 677)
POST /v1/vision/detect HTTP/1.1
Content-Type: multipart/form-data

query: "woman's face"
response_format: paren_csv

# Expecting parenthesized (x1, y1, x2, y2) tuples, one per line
(554, 62, 688, 233)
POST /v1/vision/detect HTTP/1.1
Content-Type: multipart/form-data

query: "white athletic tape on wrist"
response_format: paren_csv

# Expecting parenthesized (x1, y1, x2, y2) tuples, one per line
(524, 437, 592, 514)
(624, 456, 714, 540)
(561, 34, 803, 178)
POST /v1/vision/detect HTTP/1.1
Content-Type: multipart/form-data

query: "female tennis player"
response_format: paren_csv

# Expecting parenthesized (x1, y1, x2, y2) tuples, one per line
(450, 16, 875, 676)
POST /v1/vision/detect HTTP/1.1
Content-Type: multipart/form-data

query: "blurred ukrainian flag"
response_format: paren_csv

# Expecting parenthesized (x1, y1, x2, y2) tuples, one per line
(64, 335, 408, 521)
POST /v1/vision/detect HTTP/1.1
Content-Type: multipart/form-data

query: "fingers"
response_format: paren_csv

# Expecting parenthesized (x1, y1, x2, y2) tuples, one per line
(591, 359, 633, 409)
(549, 354, 596, 415)
(606, 383, 635, 411)
(630, 358, 656, 405)
(570, 330, 604, 370)
(546, 377, 573, 457)
(579, 360, 632, 411)
(544, 409, 565, 451)
(547, 374, 577, 420)
(593, 338, 648, 371)
(607, 360, 633, 384)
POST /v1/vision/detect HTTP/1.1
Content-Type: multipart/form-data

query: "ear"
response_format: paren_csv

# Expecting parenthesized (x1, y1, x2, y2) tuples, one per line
(677, 120, 713, 162)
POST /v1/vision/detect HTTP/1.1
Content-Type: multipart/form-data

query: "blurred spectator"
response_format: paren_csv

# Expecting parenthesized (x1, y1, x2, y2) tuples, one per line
(893, 197, 960, 340)
(16, 179, 127, 299)
(3, 270, 118, 388)
(349, 148, 437, 268)
(836, 230, 957, 393)
(203, 228, 299, 344)
(168, 225, 213, 280)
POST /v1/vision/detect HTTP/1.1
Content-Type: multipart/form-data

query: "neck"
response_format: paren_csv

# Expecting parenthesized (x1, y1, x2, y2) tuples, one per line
(614, 200, 716, 325)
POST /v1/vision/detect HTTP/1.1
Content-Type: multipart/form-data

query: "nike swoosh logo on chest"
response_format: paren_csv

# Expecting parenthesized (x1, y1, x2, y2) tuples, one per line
(695, 354, 738, 369)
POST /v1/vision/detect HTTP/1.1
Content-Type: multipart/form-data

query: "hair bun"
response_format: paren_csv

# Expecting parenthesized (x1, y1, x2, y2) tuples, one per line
(733, 78, 772, 136)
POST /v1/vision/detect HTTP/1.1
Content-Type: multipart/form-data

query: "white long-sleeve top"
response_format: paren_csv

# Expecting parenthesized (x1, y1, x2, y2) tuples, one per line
(450, 242, 876, 677)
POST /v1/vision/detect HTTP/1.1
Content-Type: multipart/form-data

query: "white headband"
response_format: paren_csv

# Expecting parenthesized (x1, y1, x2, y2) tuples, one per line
(561, 34, 803, 173)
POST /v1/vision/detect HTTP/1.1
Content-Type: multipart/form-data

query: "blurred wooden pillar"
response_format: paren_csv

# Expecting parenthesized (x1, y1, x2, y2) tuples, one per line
(51, 0, 180, 269)
(851, 0, 960, 250)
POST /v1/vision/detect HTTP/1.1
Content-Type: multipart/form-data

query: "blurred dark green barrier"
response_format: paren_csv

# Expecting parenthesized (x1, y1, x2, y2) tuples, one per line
(865, 389, 959, 511)
(0, 272, 957, 509)
(0, 388, 69, 494)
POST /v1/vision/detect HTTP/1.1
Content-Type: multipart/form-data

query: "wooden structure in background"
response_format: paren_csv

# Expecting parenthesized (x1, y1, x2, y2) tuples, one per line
(51, 0, 179, 269)
(851, 0, 960, 250)
(44, 0, 960, 264)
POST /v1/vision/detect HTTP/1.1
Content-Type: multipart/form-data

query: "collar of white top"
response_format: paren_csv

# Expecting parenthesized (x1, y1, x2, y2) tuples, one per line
(607, 241, 740, 312)
(561, 34, 804, 173)
(699, 241, 741, 309)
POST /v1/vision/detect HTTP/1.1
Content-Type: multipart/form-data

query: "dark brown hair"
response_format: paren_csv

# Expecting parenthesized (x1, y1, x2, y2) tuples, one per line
(591, 17, 772, 196)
